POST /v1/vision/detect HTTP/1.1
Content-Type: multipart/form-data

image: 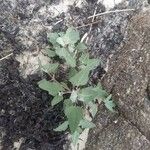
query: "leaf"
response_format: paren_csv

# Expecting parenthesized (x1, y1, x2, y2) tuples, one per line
(51, 95, 63, 106)
(97, 82, 103, 90)
(65, 27, 80, 44)
(79, 53, 89, 65)
(71, 131, 80, 146)
(54, 121, 68, 132)
(76, 43, 87, 51)
(88, 102, 98, 117)
(46, 49, 56, 57)
(85, 59, 100, 70)
(38, 79, 64, 96)
(55, 47, 76, 67)
(93, 86, 108, 100)
(58, 32, 65, 37)
(69, 69, 90, 86)
(68, 68, 78, 78)
(104, 94, 116, 112)
(56, 37, 66, 47)
(48, 33, 59, 45)
(78, 87, 98, 102)
(60, 82, 69, 90)
(79, 119, 95, 129)
(70, 90, 78, 103)
(68, 44, 75, 53)
(63, 99, 73, 109)
(42, 63, 59, 74)
(78, 86, 108, 103)
(65, 106, 83, 133)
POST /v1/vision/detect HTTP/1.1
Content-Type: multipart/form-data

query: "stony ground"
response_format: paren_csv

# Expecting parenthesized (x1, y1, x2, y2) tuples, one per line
(86, 8, 150, 150)
(0, 0, 150, 150)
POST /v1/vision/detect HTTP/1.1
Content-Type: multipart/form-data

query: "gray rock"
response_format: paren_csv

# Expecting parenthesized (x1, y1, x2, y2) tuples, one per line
(86, 9, 150, 150)
(86, 116, 150, 150)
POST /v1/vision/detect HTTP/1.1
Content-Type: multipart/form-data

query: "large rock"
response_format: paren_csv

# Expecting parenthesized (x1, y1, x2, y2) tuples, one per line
(86, 9, 150, 150)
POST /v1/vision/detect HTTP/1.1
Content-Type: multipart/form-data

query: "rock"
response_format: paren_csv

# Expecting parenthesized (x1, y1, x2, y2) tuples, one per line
(86, 116, 150, 150)
(85, 9, 150, 150)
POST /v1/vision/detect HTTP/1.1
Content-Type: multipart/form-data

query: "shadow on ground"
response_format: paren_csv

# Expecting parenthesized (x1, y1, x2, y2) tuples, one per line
(0, 58, 67, 150)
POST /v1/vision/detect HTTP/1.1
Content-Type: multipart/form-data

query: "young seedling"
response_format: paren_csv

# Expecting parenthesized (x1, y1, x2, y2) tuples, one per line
(38, 27, 116, 145)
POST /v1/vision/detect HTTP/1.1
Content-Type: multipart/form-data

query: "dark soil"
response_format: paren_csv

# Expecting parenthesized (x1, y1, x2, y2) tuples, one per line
(0, 58, 66, 150)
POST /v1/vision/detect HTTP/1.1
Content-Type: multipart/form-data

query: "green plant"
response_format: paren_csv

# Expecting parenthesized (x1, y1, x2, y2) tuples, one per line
(38, 27, 115, 145)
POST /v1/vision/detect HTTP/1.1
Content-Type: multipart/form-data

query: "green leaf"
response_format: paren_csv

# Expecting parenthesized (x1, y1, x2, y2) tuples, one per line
(79, 119, 95, 129)
(68, 68, 78, 78)
(93, 86, 108, 100)
(76, 43, 87, 51)
(79, 55, 100, 70)
(69, 69, 90, 86)
(68, 44, 75, 53)
(46, 49, 56, 57)
(70, 90, 78, 103)
(97, 82, 103, 90)
(78, 86, 107, 103)
(65, 106, 83, 133)
(60, 82, 69, 90)
(88, 102, 98, 117)
(54, 121, 68, 132)
(63, 99, 73, 109)
(55, 47, 76, 67)
(56, 37, 66, 47)
(51, 95, 63, 106)
(58, 32, 65, 37)
(38, 79, 64, 96)
(104, 95, 116, 112)
(65, 27, 80, 44)
(48, 33, 59, 45)
(42, 63, 59, 74)
(71, 131, 80, 146)
(85, 59, 100, 70)
(79, 53, 89, 65)
(78, 87, 98, 102)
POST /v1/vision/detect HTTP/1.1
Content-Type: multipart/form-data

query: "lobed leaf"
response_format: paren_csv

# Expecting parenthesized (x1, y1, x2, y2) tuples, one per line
(79, 119, 96, 129)
(78, 87, 98, 102)
(55, 47, 76, 67)
(65, 106, 83, 133)
(42, 63, 59, 74)
(56, 37, 66, 47)
(79, 53, 89, 65)
(85, 58, 100, 70)
(68, 44, 75, 53)
(76, 42, 87, 51)
(65, 27, 80, 44)
(71, 131, 80, 146)
(46, 49, 56, 57)
(51, 95, 63, 106)
(70, 90, 78, 103)
(48, 33, 59, 45)
(69, 69, 90, 86)
(93, 86, 108, 100)
(88, 102, 98, 117)
(68, 68, 78, 78)
(104, 94, 116, 112)
(38, 79, 64, 96)
(54, 121, 69, 132)
(63, 99, 73, 110)
(60, 82, 70, 90)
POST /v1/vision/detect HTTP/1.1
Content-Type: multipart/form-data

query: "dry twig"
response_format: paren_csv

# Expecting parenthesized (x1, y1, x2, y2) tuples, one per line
(88, 9, 135, 19)
(0, 53, 13, 62)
